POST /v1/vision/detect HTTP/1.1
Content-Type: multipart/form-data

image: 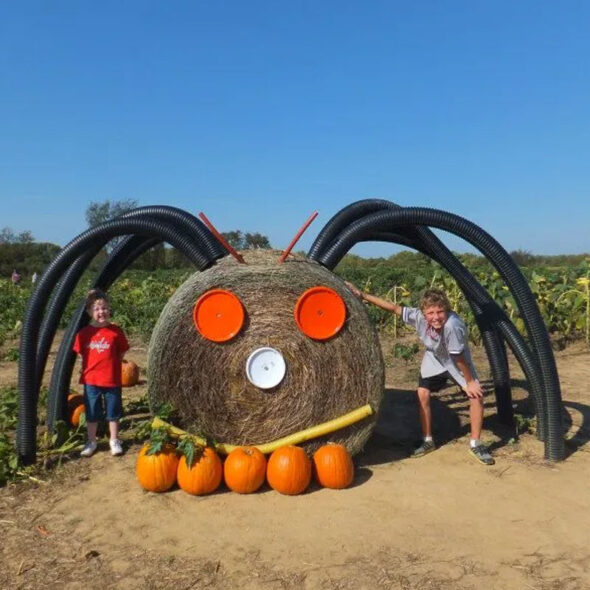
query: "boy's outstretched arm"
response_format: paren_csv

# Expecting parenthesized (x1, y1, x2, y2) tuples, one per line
(345, 281, 403, 317)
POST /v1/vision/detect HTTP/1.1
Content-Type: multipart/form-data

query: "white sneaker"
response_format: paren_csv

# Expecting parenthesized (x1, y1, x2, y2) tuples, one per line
(109, 439, 123, 456)
(80, 440, 98, 457)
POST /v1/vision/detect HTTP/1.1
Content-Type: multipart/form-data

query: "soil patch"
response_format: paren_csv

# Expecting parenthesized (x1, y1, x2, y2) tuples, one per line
(1, 336, 589, 589)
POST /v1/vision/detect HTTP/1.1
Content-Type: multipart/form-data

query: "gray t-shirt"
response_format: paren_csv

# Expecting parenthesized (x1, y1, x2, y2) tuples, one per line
(401, 307, 478, 389)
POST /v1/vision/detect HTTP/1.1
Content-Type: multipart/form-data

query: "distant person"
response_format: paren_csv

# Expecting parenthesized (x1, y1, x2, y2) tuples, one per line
(73, 289, 129, 458)
(346, 283, 494, 465)
(31, 272, 38, 285)
(11, 269, 21, 285)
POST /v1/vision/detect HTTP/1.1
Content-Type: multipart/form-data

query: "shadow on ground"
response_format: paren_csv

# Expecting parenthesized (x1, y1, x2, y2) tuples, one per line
(360, 382, 527, 467)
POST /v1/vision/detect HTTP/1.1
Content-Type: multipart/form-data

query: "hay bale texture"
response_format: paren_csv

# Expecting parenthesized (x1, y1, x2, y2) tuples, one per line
(147, 250, 384, 455)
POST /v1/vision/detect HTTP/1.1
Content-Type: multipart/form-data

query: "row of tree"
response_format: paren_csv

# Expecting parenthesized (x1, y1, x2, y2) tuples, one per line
(3, 199, 587, 277)
(1, 199, 273, 276)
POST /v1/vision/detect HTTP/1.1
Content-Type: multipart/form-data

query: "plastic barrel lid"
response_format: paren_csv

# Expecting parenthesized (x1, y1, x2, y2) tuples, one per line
(294, 286, 346, 340)
(245, 347, 286, 389)
(193, 289, 245, 342)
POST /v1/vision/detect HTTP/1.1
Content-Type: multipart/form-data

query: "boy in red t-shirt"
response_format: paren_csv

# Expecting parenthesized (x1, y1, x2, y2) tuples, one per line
(73, 289, 129, 457)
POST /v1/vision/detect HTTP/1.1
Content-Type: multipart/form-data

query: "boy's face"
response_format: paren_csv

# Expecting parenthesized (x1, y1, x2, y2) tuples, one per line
(88, 299, 111, 326)
(423, 304, 447, 331)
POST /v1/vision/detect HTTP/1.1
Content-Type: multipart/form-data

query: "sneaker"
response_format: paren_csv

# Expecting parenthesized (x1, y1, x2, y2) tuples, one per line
(80, 440, 98, 458)
(411, 440, 435, 458)
(109, 439, 123, 456)
(469, 444, 495, 465)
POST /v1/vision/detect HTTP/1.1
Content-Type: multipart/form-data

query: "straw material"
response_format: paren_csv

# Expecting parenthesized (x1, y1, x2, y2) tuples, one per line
(147, 250, 384, 455)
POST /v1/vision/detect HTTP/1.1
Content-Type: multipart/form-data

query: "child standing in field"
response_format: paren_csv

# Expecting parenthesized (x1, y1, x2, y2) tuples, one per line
(347, 283, 494, 465)
(73, 289, 129, 458)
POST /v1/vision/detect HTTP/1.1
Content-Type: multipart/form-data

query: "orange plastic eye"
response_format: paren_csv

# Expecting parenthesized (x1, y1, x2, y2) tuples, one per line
(294, 286, 346, 340)
(193, 289, 245, 342)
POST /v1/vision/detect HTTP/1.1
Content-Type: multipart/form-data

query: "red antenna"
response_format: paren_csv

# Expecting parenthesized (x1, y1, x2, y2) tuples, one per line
(198, 212, 246, 264)
(278, 211, 318, 263)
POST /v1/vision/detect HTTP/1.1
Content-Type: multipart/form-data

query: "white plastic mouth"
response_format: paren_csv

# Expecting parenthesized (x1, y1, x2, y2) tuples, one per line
(245, 347, 286, 389)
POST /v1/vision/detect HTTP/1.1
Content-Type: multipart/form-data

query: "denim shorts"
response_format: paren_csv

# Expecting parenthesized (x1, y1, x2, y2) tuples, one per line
(83, 384, 123, 422)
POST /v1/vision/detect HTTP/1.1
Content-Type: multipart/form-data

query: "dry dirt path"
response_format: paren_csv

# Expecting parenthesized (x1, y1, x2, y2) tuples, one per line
(1, 339, 589, 590)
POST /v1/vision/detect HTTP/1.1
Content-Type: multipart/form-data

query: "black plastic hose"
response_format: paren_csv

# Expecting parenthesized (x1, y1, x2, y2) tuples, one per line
(34, 245, 103, 390)
(310, 199, 517, 429)
(382, 232, 517, 427)
(17, 217, 216, 464)
(45, 236, 162, 430)
(120, 205, 227, 261)
(34, 208, 219, 397)
(34, 206, 227, 432)
(318, 207, 563, 460)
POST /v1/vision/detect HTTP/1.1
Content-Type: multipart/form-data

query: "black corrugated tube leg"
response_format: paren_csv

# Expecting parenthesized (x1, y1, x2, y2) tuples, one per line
(368, 205, 515, 428)
(17, 217, 215, 464)
(310, 200, 517, 430)
(355, 221, 551, 444)
(369, 230, 516, 429)
(121, 205, 227, 261)
(308, 199, 395, 259)
(35, 206, 227, 431)
(317, 207, 564, 461)
(46, 236, 162, 430)
(317, 209, 551, 449)
(309, 200, 545, 438)
(34, 207, 219, 399)
(34, 245, 103, 390)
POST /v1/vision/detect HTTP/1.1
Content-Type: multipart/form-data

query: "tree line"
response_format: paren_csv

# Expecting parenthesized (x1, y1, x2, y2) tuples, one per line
(1, 199, 273, 277)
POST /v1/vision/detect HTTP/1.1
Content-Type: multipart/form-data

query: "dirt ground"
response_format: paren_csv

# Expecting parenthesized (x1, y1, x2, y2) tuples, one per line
(1, 335, 589, 590)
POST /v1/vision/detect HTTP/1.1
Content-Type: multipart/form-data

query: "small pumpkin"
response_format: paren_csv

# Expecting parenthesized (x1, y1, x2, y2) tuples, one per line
(313, 443, 354, 489)
(136, 443, 179, 492)
(177, 447, 223, 496)
(224, 446, 267, 494)
(266, 445, 311, 495)
(67, 393, 85, 427)
(121, 360, 140, 387)
(69, 404, 86, 427)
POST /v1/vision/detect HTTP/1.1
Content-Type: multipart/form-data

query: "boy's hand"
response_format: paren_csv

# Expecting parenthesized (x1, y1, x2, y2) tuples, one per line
(345, 281, 362, 299)
(465, 380, 484, 399)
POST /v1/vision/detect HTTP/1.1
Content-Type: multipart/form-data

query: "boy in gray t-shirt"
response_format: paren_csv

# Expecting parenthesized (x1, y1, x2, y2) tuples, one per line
(346, 284, 494, 465)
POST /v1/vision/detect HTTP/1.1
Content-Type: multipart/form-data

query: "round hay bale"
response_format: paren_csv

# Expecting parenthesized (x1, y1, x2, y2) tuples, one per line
(147, 250, 384, 456)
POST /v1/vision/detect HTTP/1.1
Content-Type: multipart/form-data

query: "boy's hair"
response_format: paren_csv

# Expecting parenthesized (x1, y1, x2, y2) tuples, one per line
(420, 288, 451, 312)
(85, 288, 110, 311)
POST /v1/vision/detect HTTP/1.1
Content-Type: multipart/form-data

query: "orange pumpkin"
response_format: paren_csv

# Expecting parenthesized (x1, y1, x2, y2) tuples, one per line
(70, 404, 86, 427)
(224, 447, 267, 494)
(177, 447, 223, 495)
(313, 443, 354, 489)
(136, 443, 179, 492)
(121, 360, 140, 387)
(266, 445, 311, 495)
(67, 393, 85, 427)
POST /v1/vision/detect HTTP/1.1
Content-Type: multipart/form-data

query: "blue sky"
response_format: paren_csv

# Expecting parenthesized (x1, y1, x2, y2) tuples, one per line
(1, 1, 589, 257)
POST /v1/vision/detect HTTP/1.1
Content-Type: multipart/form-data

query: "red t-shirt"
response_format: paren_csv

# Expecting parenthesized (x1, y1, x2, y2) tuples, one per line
(73, 323, 130, 386)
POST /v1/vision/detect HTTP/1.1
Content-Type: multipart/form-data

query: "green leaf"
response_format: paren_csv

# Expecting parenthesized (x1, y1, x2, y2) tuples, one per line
(146, 426, 170, 455)
(177, 437, 204, 468)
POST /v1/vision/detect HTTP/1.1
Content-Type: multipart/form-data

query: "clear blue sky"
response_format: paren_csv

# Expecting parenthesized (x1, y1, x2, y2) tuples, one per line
(1, 1, 589, 258)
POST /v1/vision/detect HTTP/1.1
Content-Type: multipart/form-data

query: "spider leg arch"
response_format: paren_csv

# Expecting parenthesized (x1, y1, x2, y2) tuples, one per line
(308, 201, 564, 461)
(310, 200, 518, 431)
(45, 235, 161, 433)
(17, 210, 227, 464)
